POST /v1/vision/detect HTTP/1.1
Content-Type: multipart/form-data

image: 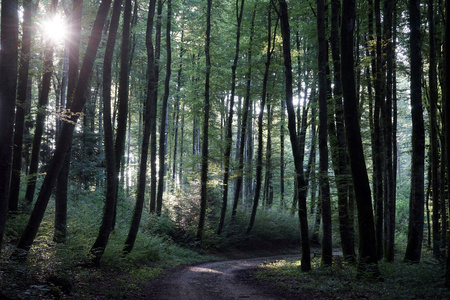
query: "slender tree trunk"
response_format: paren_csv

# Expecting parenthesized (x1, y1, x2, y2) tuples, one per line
(217, 0, 245, 235)
(404, 0, 425, 263)
(247, 4, 274, 235)
(149, 0, 162, 213)
(230, 6, 255, 225)
(89, 0, 123, 265)
(278, 0, 311, 272)
(0, 0, 19, 252)
(25, 0, 59, 204)
(427, 0, 440, 259)
(341, 0, 380, 277)
(444, 0, 450, 287)
(9, 0, 35, 212)
(123, 0, 157, 254)
(54, 0, 82, 243)
(157, 0, 172, 216)
(329, 0, 355, 261)
(13, 0, 112, 255)
(316, 0, 332, 266)
(196, 0, 212, 241)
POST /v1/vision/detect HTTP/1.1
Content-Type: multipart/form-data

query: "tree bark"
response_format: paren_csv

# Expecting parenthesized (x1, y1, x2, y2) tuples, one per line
(123, 0, 157, 254)
(0, 0, 19, 252)
(89, 0, 123, 265)
(196, 0, 212, 241)
(404, 0, 425, 263)
(278, 0, 311, 272)
(341, 0, 379, 276)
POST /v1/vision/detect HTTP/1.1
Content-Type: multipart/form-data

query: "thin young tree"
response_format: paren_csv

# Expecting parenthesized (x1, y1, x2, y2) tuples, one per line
(13, 0, 113, 255)
(404, 0, 425, 263)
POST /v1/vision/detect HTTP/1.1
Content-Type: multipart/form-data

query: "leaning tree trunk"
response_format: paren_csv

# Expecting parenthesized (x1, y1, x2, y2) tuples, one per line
(25, 0, 59, 205)
(123, 0, 157, 254)
(341, 0, 380, 277)
(278, 0, 311, 272)
(13, 0, 112, 255)
(89, 0, 123, 266)
(404, 0, 425, 263)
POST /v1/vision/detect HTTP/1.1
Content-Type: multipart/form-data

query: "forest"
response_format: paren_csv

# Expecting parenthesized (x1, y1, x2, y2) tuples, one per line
(1, 0, 450, 298)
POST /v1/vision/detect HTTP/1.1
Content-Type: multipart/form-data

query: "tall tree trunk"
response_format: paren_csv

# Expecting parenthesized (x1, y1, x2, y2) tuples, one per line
(316, 0, 332, 266)
(263, 104, 273, 207)
(54, 0, 82, 243)
(123, 0, 157, 254)
(157, 0, 172, 216)
(112, 0, 132, 225)
(196, 0, 212, 241)
(149, 0, 162, 213)
(231, 6, 255, 222)
(444, 0, 450, 287)
(25, 0, 59, 204)
(13, 0, 112, 255)
(247, 3, 274, 235)
(341, 0, 379, 277)
(278, 0, 311, 272)
(0, 0, 19, 252)
(404, 0, 425, 263)
(427, 0, 440, 259)
(89, 0, 123, 265)
(9, 0, 36, 212)
(217, 0, 245, 235)
(329, 0, 355, 261)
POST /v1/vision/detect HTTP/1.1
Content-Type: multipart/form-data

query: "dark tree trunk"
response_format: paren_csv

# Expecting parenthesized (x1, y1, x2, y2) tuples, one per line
(427, 0, 440, 259)
(217, 0, 245, 235)
(0, 0, 19, 251)
(341, 0, 379, 276)
(329, 0, 355, 262)
(13, 0, 112, 255)
(25, 0, 59, 205)
(196, 0, 212, 241)
(9, 0, 35, 212)
(316, 0, 332, 266)
(123, 0, 157, 254)
(445, 0, 450, 287)
(54, 0, 82, 244)
(112, 0, 132, 225)
(157, 0, 172, 216)
(247, 3, 273, 235)
(263, 104, 273, 207)
(404, 0, 425, 263)
(89, 0, 123, 265)
(278, 0, 311, 272)
(149, 0, 162, 213)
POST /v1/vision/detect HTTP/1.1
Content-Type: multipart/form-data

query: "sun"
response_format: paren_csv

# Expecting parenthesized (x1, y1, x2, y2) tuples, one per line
(41, 13, 67, 43)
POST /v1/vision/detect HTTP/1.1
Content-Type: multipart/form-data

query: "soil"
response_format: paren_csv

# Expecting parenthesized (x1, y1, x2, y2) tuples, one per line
(145, 255, 301, 300)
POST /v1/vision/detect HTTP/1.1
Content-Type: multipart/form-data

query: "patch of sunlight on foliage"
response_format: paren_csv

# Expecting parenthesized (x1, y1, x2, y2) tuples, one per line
(254, 256, 450, 299)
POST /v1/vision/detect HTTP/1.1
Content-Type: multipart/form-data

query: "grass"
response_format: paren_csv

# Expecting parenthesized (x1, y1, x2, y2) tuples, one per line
(252, 254, 450, 299)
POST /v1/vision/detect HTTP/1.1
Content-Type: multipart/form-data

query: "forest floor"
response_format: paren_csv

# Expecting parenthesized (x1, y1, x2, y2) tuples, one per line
(2, 245, 450, 299)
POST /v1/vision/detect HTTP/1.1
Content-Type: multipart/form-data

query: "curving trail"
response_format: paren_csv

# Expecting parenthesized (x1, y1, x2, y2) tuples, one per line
(148, 255, 301, 300)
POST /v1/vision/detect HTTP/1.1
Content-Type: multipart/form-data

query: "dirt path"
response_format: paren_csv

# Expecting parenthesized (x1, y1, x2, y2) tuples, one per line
(148, 255, 301, 300)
